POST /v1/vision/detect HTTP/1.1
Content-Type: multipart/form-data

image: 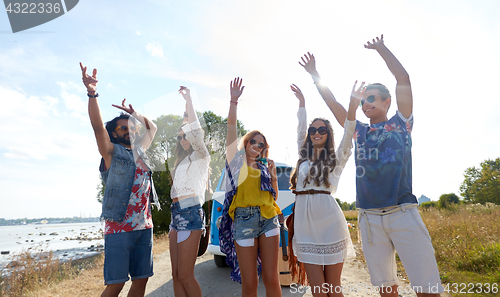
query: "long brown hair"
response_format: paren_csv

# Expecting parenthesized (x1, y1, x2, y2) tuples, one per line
(172, 124, 195, 177)
(290, 118, 337, 190)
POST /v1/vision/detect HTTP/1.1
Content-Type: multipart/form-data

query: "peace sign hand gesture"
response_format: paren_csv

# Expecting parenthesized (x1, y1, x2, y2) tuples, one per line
(79, 62, 98, 93)
(112, 98, 135, 115)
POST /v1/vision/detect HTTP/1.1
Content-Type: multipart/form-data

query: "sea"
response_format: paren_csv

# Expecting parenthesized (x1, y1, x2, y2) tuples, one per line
(0, 222, 104, 275)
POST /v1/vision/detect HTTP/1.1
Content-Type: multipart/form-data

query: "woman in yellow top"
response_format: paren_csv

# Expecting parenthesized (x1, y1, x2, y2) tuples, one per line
(219, 77, 282, 297)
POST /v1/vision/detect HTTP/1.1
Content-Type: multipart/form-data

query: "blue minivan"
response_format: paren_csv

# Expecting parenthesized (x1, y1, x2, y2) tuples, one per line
(207, 162, 295, 269)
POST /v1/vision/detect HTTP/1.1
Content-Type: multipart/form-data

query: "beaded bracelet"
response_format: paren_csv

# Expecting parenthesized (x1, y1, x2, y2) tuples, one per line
(87, 93, 99, 98)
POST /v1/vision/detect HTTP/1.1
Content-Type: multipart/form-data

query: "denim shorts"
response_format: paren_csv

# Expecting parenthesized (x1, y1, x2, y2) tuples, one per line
(169, 201, 205, 232)
(103, 228, 154, 285)
(233, 206, 280, 241)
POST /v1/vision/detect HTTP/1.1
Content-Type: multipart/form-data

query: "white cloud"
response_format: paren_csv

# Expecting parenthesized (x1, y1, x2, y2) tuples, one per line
(146, 42, 164, 58)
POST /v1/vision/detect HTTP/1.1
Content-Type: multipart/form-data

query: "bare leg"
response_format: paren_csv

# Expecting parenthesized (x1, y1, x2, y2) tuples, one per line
(258, 233, 282, 297)
(303, 264, 327, 297)
(324, 263, 344, 297)
(127, 278, 148, 297)
(169, 230, 203, 297)
(235, 239, 259, 297)
(101, 283, 125, 297)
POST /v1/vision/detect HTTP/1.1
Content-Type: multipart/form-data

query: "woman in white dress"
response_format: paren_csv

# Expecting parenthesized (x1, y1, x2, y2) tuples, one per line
(288, 82, 363, 297)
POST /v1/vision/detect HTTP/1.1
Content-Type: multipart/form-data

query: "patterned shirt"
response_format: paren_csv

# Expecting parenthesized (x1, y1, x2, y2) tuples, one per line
(354, 111, 417, 209)
(105, 157, 153, 234)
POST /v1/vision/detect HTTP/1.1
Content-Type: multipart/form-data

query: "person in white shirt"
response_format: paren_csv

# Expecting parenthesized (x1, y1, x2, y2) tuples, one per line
(169, 86, 211, 297)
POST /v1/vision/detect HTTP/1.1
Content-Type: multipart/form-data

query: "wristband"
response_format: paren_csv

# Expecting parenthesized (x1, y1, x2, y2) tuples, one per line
(184, 112, 188, 117)
(88, 93, 99, 98)
(230, 101, 238, 105)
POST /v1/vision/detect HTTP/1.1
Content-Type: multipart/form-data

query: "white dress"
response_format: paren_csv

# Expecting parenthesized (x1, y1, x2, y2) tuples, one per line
(292, 107, 356, 265)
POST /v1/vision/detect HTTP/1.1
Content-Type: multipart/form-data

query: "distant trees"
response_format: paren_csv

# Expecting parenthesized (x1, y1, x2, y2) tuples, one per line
(335, 198, 356, 210)
(95, 110, 247, 234)
(438, 193, 460, 209)
(460, 158, 500, 205)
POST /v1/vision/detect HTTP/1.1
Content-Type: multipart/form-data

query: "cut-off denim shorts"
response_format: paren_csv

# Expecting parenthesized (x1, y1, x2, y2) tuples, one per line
(169, 199, 205, 232)
(103, 228, 154, 285)
(233, 206, 280, 241)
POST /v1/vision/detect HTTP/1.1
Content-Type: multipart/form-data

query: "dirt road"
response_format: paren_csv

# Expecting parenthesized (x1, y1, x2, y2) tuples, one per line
(118, 244, 425, 297)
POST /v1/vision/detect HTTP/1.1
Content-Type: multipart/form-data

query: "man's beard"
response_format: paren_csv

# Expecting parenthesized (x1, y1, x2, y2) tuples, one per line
(117, 133, 132, 145)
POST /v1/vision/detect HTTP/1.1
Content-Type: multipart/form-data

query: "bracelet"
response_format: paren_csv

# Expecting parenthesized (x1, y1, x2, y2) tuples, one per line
(230, 100, 238, 105)
(184, 112, 188, 117)
(87, 93, 99, 98)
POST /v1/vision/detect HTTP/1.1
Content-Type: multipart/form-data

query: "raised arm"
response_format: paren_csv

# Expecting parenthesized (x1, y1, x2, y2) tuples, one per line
(178, 86, 210, 159)
(299, 52, 347, 127)
(365, 35, 412, 118)
(347, 81, 365, 121)
(81, 62, 113, 166)
(112, 99, 158, 150)
(335, 81, 364, 166)
(290, 84, 307, 151)
(226, 77, 244, 164)
(179, 86, 196, 124)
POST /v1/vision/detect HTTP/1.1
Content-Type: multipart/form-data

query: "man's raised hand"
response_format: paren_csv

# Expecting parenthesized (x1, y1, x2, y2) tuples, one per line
(79, 62, 98, 92)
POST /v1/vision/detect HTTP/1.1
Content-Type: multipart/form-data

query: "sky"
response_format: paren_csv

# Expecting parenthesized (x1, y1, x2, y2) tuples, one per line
(1, 0, 499, 219)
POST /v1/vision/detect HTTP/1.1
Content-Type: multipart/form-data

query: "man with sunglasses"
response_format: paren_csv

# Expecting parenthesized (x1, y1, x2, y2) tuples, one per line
(299, 36, 443, 297)
(80, 63, 160, 297)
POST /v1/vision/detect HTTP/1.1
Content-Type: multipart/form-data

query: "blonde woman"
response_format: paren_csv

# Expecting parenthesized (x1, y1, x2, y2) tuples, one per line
(219, 78, 282, 297)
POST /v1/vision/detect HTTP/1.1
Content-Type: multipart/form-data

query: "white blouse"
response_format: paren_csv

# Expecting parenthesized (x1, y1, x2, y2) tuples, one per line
(295, 107, 356, 193)
(171, 120, 211, 205)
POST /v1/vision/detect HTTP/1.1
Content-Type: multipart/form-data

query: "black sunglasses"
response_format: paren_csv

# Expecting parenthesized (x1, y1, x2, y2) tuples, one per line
(177, 134, 187, 141)
(249, 138, 265, 149)
(308, 126, 328, 135)
(361, 95, 376, 106)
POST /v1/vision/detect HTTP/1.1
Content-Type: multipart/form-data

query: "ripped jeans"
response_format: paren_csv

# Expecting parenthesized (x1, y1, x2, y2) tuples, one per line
(232, 206, 280, 241)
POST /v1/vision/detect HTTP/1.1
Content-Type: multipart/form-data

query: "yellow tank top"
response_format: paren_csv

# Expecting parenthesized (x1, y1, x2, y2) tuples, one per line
(228, 165, 281, 220)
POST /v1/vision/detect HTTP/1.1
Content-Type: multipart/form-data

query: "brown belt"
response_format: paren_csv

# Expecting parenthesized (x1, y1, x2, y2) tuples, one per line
(292, 189, 331, 195)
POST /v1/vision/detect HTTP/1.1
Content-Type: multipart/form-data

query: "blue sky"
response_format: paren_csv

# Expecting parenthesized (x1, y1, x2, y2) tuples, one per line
(1, 0, 499, 219)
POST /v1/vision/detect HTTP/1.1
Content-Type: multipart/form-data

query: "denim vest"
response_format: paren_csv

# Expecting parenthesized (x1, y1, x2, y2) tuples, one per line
(100, 143, 160, 222)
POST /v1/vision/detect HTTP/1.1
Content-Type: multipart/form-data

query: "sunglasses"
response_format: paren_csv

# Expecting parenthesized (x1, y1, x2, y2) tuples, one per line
(361, 95, 376, 106)
(308, 126, 328, 135)
(177, 134, 187, 141)
(249, 138, 265, 149)
(115, 125, 138, 133)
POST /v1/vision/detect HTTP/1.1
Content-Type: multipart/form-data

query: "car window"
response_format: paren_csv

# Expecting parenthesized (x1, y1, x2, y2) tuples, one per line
(276, 167, 292, 190)
(219, 171, 226, 191)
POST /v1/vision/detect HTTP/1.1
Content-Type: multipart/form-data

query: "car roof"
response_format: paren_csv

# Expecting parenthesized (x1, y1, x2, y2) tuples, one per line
(274, 161, 293, 168)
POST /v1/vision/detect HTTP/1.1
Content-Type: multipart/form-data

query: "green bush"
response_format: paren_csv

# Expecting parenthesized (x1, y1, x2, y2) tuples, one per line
(420, 201, 437, 210)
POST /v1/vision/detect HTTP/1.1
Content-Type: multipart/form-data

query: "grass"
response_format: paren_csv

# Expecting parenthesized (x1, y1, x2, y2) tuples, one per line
(422, 203, 500, 296)
(1, 246, 77, 296)
(1, 232, 170, 297)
